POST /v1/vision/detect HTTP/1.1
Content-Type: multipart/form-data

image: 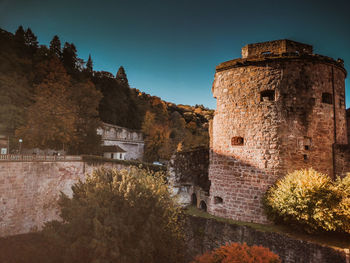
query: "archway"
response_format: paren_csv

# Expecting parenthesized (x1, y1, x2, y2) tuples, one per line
(199, 200, 207, 212)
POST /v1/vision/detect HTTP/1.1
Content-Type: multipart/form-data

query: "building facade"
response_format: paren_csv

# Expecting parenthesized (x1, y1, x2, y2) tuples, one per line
(208, 39, 348, 223)
(98, 123, 144, 161)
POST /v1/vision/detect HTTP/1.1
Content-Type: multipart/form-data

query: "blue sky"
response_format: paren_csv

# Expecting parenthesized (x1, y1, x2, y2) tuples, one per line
(1, 0, 349, 109)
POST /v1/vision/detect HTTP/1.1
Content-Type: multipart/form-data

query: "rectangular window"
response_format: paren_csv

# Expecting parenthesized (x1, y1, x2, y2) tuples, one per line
(260, 90, 275, 102)
(322, 92, 333, 104)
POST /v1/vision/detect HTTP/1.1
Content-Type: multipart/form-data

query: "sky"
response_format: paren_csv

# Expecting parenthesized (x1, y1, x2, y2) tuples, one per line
(0, 0, 349, 109)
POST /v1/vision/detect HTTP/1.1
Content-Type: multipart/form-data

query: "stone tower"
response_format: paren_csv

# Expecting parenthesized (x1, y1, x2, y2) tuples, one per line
(209, 39, 347, 223)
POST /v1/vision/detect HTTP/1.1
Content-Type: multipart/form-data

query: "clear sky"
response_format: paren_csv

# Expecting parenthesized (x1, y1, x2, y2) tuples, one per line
(1, 0, 349, 109)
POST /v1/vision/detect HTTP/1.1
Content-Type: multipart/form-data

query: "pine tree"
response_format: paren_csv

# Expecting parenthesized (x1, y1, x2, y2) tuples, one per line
(86, 54, 93, 72)
(116, 66, 129, 86)
(49, 35, 62, 58)
(62, 42, 77, 73)
(14, 25, 25, 44)
(24, 28, 38, 48)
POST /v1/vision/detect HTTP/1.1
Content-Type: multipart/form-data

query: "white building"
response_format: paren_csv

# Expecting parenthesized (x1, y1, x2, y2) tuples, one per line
(97, 123, 144, 161)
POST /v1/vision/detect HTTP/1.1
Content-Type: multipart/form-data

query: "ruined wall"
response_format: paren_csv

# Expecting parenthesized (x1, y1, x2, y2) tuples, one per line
(168, 147, 210, 207)
(209, 40, 347, 224)
(185, 215, 349, 263)
(0, 160, 127, 237)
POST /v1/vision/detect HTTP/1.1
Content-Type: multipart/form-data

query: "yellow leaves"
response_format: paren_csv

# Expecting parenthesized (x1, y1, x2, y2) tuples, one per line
(265, 168, 350, 234)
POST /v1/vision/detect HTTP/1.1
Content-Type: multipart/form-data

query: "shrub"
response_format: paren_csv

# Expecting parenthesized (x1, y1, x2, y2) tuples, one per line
(264, 168, 350, 234)
(192, 242, 281, 263)
(44, 167, 184, 263)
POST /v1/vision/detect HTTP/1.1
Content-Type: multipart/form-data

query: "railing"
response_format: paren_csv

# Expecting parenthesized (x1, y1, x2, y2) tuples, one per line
(0, 155, 82, 162)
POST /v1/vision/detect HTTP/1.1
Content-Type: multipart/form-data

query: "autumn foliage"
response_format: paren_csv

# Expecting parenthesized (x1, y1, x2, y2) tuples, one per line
(264, 168, 350, 234)
(192, 242, 281, 263)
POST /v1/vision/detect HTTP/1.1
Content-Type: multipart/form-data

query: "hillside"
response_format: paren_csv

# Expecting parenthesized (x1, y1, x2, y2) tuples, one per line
(0, 26, 213, 161)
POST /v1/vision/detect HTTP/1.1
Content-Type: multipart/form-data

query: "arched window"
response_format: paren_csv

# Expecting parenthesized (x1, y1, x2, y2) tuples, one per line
(199, 201, 207, 212)
(231, 136, 244, 146)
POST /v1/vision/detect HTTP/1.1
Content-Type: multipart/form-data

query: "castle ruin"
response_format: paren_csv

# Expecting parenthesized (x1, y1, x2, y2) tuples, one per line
(208, 39, 348, 223)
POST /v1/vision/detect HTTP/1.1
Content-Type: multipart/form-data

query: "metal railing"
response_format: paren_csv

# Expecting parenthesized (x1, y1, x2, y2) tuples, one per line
(0, 154, 82, 162)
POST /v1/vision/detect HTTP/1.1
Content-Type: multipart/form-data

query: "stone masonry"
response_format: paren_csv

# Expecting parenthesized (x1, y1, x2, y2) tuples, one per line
(208, 39, 348, 223)
(0, 159, 128, 237)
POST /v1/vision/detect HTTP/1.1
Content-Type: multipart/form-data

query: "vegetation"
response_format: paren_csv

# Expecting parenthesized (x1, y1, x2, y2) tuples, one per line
(0, 26, 212, 159)
(43, 167, 185, 263)
(264, 168, 350, 234)
(192, 242, 281, 263)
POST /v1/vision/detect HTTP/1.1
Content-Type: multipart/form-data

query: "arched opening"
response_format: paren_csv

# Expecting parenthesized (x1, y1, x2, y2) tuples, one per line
(231, 136, 244, 146)
(199, 201, 207, 212)
(191, 193, 197, 207)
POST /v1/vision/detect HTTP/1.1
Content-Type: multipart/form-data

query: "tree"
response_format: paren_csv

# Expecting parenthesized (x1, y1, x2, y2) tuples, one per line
(16, 57, 77, 150)
(0, 72, 31, 133)
(68, 80, 102, 154)
(50, 35, 62, 58)
(62, 42, 78, 73)
(192, 242, 281, 263)
(24, 28, 38, 49)
(44, 167, 185, 263)
(142, 111, 171, 162)
(116, 66, 128, 86)
(14, 25, 25, 44)
(86, 54, 93, 73)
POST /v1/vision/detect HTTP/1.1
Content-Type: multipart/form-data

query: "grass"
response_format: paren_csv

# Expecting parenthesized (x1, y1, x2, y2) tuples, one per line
(184, 206, 350, 250)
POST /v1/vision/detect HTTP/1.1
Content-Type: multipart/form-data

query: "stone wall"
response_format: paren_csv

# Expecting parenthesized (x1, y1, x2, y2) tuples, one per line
(168, 147, 210, 207)
(0, 160, 128, 237)
(185, 215, 349, 263)
(209, 40, 348, 224)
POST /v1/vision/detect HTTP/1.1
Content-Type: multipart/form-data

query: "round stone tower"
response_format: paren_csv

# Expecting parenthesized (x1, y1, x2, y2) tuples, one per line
(208, 39, 347, 223)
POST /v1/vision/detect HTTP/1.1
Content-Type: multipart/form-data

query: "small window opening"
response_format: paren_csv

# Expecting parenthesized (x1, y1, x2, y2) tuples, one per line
(303, 154, 308, 161)
(231, 136, 244, 146)
(304, 145, 309, 150)
(261, 51, 272, 55)
(214, 196, 223, 204)
(191, 193, 197, 206)
(199, 201, 207, 212)
(119, 153, 122, 159)
(111, 153, 114, 159)
(260, 90, 275, 102)
(322, 92, 333, 104)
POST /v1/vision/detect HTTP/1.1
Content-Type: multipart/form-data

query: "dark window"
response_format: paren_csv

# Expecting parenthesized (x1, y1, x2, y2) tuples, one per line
(111, 153, 114, 159)
(231, 136, 244, 146)
(303, 154, 308, 161)
(304, 145, 309, 150)
(199, 201, 207, 212)
(119, 153, 122, 159)
(214, 196, 223, 204)
(322, 92, 333, 104)
(191, 193, 197, 206)
(260, 90, 275, 102)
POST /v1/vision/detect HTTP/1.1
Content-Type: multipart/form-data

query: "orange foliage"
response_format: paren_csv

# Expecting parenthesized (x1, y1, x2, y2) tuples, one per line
(192, 243, 281, 263)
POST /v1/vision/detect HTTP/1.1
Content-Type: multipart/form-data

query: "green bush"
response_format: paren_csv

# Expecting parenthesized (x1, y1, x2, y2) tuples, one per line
(44, 167, 184, 263)
(264, 168, 350, 234)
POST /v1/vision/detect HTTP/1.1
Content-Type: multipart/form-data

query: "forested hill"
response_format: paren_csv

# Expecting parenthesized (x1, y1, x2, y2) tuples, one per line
(0, 26, 213, 161)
